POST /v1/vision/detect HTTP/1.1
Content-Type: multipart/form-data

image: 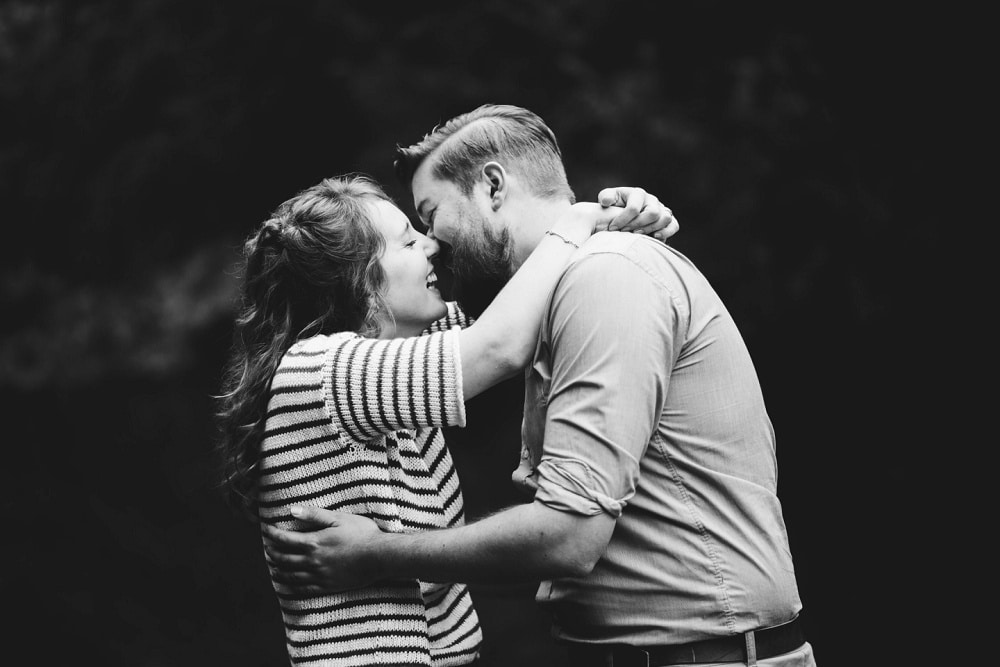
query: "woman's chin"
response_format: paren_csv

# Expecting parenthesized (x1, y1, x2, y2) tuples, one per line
(430, 296, 449, 319)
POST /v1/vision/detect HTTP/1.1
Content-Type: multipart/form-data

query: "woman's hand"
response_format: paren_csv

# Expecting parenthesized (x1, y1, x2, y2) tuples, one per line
(547, 201, 628, 247)
(597, 186, 680, 242)
(546, 187, 679, 248)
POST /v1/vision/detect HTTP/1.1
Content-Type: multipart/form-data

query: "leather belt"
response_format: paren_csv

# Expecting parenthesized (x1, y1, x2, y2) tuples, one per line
(563, 615, 806, 666)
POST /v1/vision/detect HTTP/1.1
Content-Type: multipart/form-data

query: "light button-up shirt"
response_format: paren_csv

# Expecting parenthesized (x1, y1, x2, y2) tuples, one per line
(516, 232, 802, 646)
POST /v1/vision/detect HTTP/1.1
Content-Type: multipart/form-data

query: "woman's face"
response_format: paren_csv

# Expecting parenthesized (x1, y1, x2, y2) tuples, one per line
(370, 199, 448, 338)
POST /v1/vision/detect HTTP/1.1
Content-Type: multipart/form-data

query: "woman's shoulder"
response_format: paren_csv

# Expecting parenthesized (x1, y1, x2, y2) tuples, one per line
(273, 333, 361, 382)
(285, 332, 360, 357)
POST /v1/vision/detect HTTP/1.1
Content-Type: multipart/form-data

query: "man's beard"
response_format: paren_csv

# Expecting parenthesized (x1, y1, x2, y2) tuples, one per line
(450, 220, 512, 284)
(446, 216, 514, 319)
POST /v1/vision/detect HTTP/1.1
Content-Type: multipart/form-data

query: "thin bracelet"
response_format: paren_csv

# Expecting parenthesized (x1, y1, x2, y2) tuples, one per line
(545, 229, 580, 249)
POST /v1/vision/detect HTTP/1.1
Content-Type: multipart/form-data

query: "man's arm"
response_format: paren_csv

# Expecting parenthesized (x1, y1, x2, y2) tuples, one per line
(265, 247, 677, 593)
(263, 500, 615, 593)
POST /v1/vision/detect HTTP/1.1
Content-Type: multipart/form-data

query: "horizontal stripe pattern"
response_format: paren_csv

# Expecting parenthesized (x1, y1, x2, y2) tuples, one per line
(259, 304, 480, 666)
(326, 331, 466, 442)
(423, 302, 473, 334)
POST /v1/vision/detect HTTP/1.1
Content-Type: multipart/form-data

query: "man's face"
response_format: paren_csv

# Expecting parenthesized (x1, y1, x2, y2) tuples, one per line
(411, 158, 513, 285)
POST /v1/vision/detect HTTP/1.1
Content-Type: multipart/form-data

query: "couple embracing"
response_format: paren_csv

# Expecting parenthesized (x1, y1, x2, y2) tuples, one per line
(217, 104, 815, 667)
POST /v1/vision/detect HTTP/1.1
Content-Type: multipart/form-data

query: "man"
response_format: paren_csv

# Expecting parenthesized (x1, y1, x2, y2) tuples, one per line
(265, 105, 816, 667)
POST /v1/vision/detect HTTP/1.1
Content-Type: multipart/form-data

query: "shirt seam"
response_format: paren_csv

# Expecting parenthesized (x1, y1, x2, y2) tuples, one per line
(652, 431, 738, 634)
(570, 244, 691, 330)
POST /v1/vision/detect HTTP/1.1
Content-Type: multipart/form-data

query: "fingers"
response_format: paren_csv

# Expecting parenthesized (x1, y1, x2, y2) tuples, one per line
(597, 186, 642, 210)
(627, 202, 673, 236)
(593, 191, 681, 242)
(269, 562, 330, 596)
(263, 536, 312, 566)
(263, 535, 318, 585)
(571, 201, 623, 234)
(652, 217, 680, 242)
(613, 194, 679, 240)
(261, 522, 313, 554)
(597, 188, 618, 207)
(270, 565, 316, 586)
(606, 188, 648, 231)
(597, 187, 640, 231)
(599, 187, 676, 233)
(290, 505, 340, 528)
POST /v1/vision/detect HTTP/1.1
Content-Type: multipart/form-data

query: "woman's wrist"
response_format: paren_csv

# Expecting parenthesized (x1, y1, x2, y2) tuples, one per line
(549, 206, 596, 246)
(544, 229, 581, 249)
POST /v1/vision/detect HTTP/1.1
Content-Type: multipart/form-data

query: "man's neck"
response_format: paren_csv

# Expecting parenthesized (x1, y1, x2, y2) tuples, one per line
(509, 197, 574, 271)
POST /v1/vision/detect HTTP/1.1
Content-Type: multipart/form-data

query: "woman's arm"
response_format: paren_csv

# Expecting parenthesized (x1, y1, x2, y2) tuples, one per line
(456, 203, 601, 400)
(318, 331, 467, 441)
(456, 188, 677, 400)
(322, 192, 677, 440)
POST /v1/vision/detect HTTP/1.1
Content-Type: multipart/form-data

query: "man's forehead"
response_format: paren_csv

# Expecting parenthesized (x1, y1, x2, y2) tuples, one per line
(412, 164, 460, 214)
(410, 159, 436, 215)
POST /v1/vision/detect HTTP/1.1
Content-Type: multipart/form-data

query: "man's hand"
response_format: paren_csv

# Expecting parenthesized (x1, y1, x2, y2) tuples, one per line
(262, 506, 383, 595)
(596, 186, 680, 242)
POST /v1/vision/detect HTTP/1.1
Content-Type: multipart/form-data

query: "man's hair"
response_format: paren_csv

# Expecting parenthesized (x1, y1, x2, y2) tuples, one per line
(394, 104, 575, 202)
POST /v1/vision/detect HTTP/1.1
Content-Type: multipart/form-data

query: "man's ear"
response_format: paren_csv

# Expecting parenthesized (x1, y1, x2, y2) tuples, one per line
(481, 162, 507, 211)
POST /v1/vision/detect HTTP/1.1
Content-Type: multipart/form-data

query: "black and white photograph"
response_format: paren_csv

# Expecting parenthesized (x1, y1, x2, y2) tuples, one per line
(2, 2, 958, 665)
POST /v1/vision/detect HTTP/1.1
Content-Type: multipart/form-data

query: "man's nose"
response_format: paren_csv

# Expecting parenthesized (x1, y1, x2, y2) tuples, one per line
(423, 234, 440, 258)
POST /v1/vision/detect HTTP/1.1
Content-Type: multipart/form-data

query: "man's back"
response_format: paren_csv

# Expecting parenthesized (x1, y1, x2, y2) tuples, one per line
(519, 232, 802, 645)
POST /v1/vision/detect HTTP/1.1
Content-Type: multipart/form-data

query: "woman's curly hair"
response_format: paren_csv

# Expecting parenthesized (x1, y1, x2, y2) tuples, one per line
(215, 174, 392, 517)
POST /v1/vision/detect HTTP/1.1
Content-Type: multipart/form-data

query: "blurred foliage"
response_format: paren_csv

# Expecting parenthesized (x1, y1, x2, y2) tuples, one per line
(0, 1, 946, 664)
(0, 0, 937, 389)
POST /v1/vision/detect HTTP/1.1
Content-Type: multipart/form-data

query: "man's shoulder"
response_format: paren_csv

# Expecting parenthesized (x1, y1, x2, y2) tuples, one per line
(576, 231, 682, 262)
(550, 234, 664, 301)
(555, 233, 709, 319)
(578, 230, 649, 254)
(543, 234, 693, 341)
(568, 232, 694, 278)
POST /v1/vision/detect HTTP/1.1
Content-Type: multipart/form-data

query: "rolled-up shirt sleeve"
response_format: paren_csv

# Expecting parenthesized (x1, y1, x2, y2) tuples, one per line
(534, 251, 683, 518)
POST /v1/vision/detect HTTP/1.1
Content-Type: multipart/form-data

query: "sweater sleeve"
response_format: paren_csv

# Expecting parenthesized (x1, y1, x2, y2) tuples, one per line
(322, 328, 467, 442)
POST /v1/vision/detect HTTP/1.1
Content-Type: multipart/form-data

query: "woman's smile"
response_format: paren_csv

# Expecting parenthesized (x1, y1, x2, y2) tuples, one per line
(370, 199, 448, 338)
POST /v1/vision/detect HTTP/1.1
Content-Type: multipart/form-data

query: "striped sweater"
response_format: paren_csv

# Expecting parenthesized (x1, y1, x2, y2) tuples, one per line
(259, 303, 481, 666)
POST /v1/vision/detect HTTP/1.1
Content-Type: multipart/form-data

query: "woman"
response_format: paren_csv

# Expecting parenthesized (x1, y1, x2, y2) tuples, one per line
(216, 174, 674, 666)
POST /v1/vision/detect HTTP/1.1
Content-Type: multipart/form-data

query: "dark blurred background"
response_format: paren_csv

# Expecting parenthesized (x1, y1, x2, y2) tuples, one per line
(1, 1, 956, 664)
